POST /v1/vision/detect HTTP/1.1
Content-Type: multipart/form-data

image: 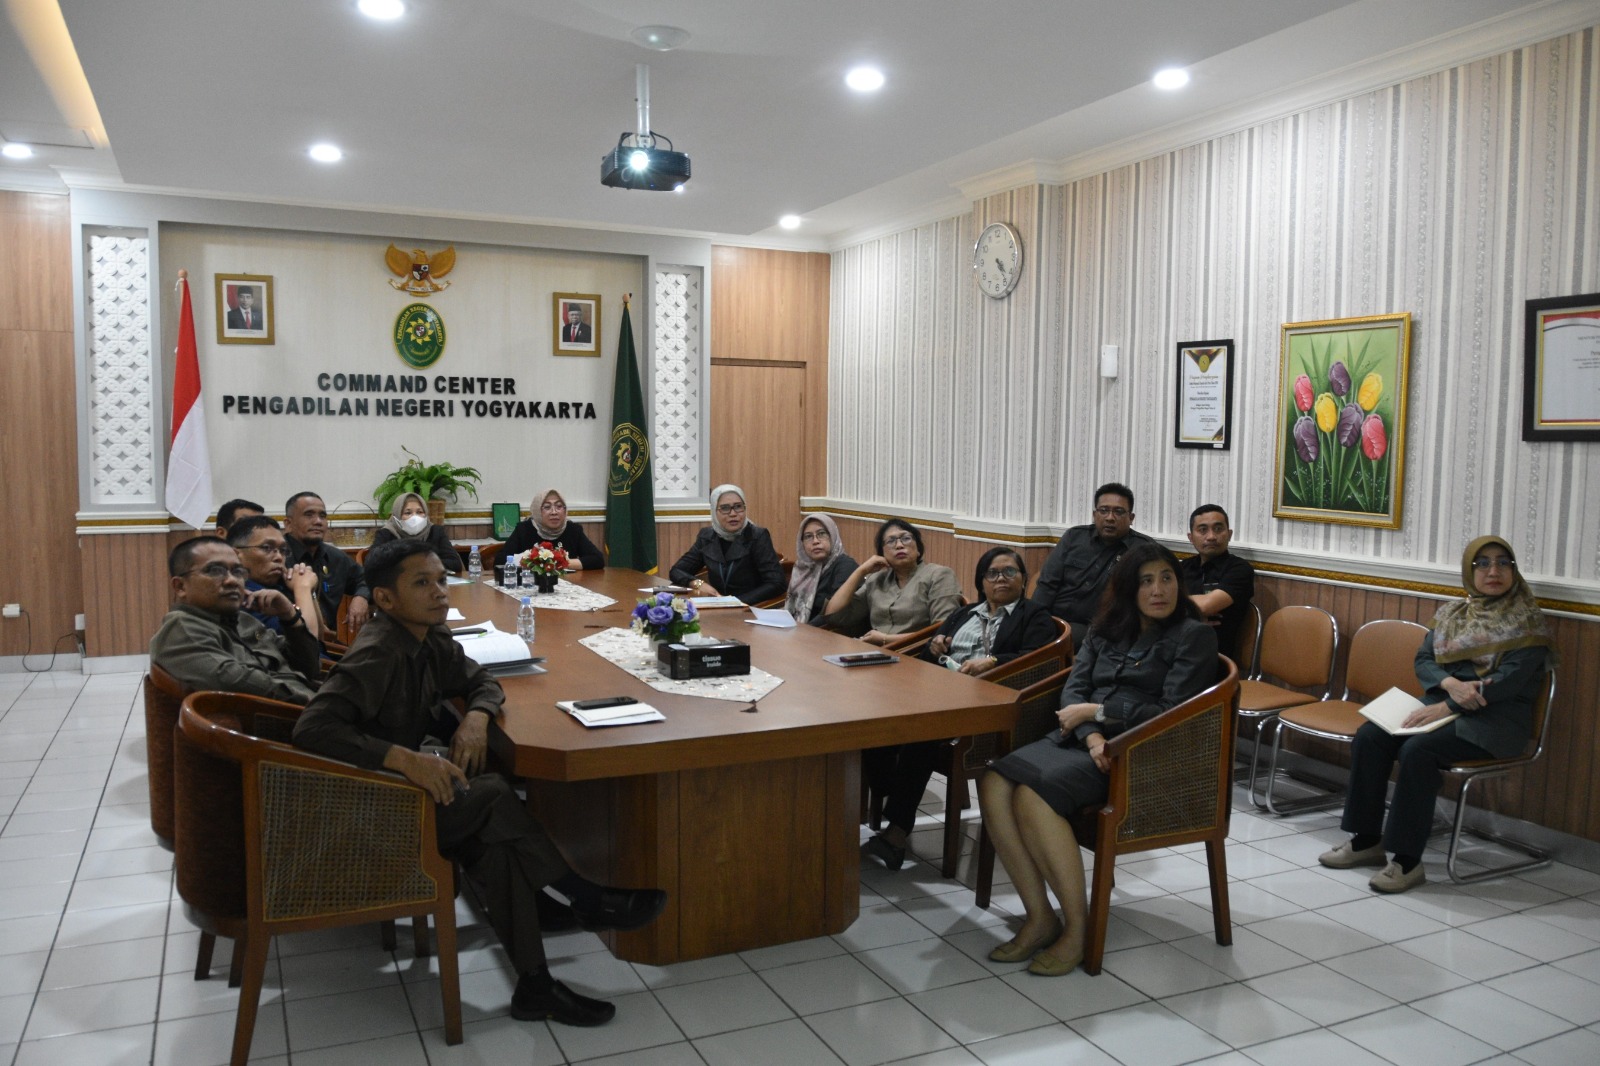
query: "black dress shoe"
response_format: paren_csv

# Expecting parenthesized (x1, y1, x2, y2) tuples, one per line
(570, 888, 668, 932)
(510, 977, 616, 1027)
(865, 833, 906, 871)
(536, 889, 579, 932)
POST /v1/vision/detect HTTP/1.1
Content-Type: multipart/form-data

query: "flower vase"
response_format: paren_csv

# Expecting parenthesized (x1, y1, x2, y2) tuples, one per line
(534, 572, 559, 594)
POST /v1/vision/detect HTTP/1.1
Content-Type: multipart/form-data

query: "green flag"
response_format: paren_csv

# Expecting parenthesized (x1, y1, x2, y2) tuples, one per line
(605, 299, 657, 572)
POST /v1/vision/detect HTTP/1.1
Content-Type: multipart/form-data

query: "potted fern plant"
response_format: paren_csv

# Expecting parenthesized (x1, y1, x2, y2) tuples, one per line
(373, 446, 483, 524)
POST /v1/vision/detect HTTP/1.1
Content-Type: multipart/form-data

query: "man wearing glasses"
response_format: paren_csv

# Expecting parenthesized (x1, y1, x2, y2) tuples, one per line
(149, 536, 319, 704)
(228, 515, 325, 643)
(1031, 482, 1151, 646)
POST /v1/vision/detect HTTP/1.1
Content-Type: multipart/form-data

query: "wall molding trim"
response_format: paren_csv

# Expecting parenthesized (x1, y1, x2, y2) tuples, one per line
(801, 497, 1600, 614)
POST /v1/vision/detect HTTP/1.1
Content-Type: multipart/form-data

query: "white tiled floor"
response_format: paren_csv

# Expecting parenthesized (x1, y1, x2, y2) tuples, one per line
(3, 669, 1600, 1065)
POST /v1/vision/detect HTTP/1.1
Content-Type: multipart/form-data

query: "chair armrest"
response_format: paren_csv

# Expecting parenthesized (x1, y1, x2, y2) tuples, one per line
(982, 644, 1067, 690)
(882, 620, 942, 652)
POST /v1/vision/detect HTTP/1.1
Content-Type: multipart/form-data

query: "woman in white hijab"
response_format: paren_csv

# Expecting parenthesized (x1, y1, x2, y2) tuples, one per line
(668, 484, 785, 604)
(369, 492, 463, 571)
(502, 489, 606, 570)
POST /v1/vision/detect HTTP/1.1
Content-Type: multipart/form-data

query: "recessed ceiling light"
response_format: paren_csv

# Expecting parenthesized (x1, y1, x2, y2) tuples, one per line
(308, 143, 344, 163)
(845, 66, 885, 93)
(631, 25, 689, 51)
(357, 0, 405, 20)
(1, 143, 34, 159)
(1152, 67, 1190, 91)
(779, 215, 802, 230)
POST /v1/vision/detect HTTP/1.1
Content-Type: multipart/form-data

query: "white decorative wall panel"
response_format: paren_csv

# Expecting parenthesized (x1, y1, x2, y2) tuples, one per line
(86, 233, 156, 504)
(652, 268, 701, 497)
(830, 26, 1599, 585)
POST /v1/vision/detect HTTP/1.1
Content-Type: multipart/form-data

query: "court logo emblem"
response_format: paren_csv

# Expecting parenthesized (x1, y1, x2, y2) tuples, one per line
(609, 423, 650, 494)
(394, 303, 446, 368)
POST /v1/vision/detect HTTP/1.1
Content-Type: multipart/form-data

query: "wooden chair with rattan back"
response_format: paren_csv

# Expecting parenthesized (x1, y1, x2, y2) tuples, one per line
(976, 656, 1242, 975)
(753, 559, 797, 610)
(1264, 618, 1426, 815)
(175, 691, 463, 1066)
(143, 663, 191, 845)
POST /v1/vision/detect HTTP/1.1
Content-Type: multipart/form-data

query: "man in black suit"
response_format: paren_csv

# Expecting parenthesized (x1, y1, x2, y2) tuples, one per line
(227, 287, 263, 330)
(562, 304, 591, 345)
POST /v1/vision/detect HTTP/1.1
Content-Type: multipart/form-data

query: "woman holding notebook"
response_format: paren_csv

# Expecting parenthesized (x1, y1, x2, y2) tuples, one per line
(1319, 536, 1553, 893)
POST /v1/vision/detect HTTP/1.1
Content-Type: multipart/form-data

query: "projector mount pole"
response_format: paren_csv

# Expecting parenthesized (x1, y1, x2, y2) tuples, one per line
(635, 64, 653, 149)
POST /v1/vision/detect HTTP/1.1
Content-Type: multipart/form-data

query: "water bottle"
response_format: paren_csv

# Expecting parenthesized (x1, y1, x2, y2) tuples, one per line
(517, 597, 536, 643)
(468, 544, 482, 581)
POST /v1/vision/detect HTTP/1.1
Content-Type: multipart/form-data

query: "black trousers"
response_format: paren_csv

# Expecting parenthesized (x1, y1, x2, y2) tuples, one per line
(434, 773, 569, 975)
(863, 741, 945, 835)
(1341, 721, 1491, 858)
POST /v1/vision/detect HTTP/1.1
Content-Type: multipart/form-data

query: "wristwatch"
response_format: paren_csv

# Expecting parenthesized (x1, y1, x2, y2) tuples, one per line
(691, 579, 704, 590)
(1093, 704, 1107, 724)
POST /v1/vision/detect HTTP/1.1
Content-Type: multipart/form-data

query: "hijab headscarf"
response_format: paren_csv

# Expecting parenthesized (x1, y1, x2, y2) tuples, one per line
(1430, 535, 1553, 674)
(785, 513, 844, 622)
(533, 489, 569, 541)
(384, 492, 431, 541)
(709, 483, 749, 541)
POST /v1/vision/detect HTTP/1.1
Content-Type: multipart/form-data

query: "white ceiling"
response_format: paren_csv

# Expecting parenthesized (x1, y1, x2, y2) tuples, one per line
(1, 0, 1592, 247)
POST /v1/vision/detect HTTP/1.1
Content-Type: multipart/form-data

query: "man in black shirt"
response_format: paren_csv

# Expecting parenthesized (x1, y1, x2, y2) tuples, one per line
(293, 540, 666, 1027)
(1181, 504, 1256, 660)
(283, 491, 371, 634)
(1031, 482, 1152, 646)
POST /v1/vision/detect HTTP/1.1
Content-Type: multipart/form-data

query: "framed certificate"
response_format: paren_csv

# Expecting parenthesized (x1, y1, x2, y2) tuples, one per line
(1173, 339, 1234, 450)
(1522, 291, 1600, 442)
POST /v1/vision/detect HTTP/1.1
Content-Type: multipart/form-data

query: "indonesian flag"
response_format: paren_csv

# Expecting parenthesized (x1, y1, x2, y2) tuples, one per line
(164, 271, 214, 530)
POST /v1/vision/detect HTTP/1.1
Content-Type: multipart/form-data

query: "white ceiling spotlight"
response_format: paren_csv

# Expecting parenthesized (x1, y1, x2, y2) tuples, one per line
(1, 143, 35, 159)
(779, 214, 801, 230)
(630, 25, 689, 52)
(308, 143, 344, 163)
(845, 66, 886, 93)
(1152, 67, 1190, 91)
(357, 0, 405, 21)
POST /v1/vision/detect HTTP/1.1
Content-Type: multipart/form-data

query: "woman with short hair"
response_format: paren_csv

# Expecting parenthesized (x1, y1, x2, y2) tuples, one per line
(822, 518, 961, 645)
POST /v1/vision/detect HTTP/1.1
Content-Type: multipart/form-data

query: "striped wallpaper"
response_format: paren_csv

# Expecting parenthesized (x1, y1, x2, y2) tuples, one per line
(829, 25, 1599, 591)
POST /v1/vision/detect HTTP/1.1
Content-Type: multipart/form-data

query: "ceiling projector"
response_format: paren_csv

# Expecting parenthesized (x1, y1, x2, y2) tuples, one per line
(601, 137, 691, 192)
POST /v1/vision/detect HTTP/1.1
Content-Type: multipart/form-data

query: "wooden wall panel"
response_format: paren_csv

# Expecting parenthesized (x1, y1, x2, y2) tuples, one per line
(0, 191, 81, 661)
(82, 534, 171, 657)
(710, 363, 806, 553)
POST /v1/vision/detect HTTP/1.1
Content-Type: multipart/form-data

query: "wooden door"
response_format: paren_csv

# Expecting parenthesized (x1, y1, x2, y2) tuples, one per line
(710, 362, 806, 555)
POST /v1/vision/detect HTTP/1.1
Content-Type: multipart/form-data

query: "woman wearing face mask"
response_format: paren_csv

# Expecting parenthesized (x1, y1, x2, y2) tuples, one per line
(862, 546, 1057, 870)
(502, 489, 606, 570)
(980, 542, 1216, 974)
(784, 513, 858, 625)
(370, 492, 464, 571)
(1318, 535, 1553, 894)
(668, 485, 786, 604)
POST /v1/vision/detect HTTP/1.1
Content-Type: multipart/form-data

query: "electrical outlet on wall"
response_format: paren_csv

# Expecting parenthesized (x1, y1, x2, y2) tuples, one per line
(2, 604, 21, 619)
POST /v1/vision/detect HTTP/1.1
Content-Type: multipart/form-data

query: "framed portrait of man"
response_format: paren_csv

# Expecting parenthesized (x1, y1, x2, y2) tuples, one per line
(215, 273, 275, 345)
(553, 292, 600, 356)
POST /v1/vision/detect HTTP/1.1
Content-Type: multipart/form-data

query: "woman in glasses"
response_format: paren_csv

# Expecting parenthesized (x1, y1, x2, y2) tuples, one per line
(370, 491, 464, 572)
(823, 518, 961, 646)
(862, 546, 1056, 869)
(1319, 536, 1553, 894)
(784, 513, 858, 624)
(502, 489, 606, 570)
(668, 484, 786, 604)
(980, 542, 1216, 973)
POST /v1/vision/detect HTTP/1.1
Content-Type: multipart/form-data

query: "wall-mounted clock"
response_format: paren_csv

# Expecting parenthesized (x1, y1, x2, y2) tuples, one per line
(973, 222, 1023, 299)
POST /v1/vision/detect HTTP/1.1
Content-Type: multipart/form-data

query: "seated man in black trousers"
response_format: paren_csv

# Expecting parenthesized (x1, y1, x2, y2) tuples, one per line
(292, 539, 665, 1026)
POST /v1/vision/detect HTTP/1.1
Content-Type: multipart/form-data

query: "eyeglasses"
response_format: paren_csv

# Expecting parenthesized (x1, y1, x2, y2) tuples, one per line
(801, 531, 831, 543)
(240, 542, 288, 557)
(983, 567, 1021, 581)
(716, 503, 746, 515)
(1471, 558, 1517, 571)
(540, 501, 565, 511)
(183, 563, 249, 581)
(1094, 506, 1130, 518)
(882, 534, 915, 547)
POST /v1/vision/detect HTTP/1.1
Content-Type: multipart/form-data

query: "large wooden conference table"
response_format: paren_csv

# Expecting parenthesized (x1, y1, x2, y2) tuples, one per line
(451, 568, 1019, 965)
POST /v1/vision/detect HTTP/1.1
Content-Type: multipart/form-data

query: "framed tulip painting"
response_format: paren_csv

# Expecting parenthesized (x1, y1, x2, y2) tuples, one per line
(1273, 313, 1412, 528)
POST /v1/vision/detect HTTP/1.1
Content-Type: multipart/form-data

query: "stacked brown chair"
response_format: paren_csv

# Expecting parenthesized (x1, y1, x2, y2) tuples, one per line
(1442, 668, 1557, 883)
(143, 664, 191, 846)
(175, 691, 463, 1066)
(1236, 606, 1337, 808)
(976, 656, 1241, 975)
(1264, 619, 1426, 815)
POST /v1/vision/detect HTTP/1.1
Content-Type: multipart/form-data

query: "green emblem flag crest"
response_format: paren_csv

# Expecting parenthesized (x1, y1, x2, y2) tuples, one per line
(394, 303, 446, 368)
(605, 298, 657, 572)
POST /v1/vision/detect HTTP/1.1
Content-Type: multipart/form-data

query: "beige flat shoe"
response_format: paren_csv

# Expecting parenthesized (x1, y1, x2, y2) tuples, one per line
(988, 921, 1063, 964)
(1026, 947, 1084, 976)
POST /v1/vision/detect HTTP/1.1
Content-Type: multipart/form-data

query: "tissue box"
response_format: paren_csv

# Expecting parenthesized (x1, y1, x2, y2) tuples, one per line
(656, 638, 751, 679)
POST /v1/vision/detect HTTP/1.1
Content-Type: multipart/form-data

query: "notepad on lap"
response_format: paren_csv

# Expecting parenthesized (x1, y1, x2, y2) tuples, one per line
(556, 700, 665, 727)
(1358, 686, 1458, 735)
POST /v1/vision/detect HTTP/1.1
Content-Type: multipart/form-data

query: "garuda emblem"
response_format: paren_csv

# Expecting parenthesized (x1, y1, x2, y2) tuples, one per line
(385, 244, 456, 295)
